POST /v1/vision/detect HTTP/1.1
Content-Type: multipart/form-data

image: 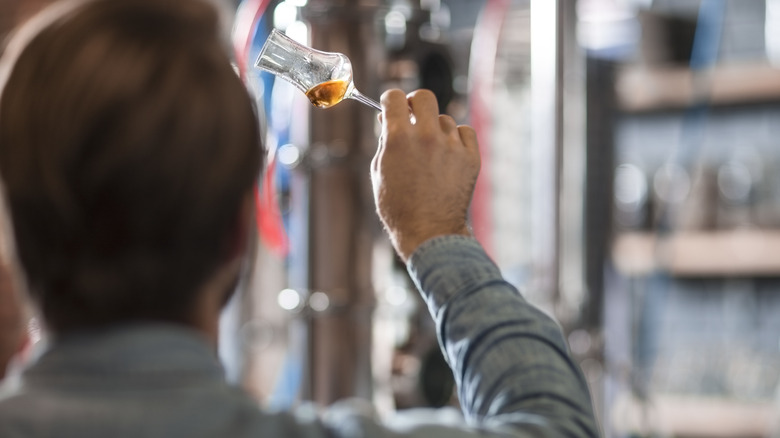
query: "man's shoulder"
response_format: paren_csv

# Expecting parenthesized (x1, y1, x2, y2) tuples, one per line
(0, 383, 342, 438)
(0, 389, 41, 437)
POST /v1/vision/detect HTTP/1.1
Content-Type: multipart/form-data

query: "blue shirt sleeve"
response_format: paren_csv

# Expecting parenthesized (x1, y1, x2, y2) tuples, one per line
(405, 235, 599, 437)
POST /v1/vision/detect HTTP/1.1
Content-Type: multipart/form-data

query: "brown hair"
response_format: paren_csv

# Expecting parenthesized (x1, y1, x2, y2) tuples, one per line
(0, 0, 263, 333)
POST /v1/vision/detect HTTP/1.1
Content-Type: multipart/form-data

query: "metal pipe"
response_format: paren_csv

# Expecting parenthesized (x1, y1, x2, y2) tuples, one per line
(302, 0, 383, 405)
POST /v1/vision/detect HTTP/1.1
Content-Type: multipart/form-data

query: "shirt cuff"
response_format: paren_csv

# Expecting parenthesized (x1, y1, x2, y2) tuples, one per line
(406, 235, 507, 316)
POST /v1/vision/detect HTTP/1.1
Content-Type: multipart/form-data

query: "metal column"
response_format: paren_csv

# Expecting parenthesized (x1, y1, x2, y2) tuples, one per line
(301, 0, 384, 405)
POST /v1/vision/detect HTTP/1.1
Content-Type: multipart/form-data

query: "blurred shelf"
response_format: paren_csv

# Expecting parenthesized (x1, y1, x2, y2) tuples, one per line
(612, 230, 780, 276)
(616, 62, 780, 112)
(618, 394, 775, 438)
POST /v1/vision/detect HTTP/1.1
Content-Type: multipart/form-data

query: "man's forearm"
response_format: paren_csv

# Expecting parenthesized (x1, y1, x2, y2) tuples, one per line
(407, 235, 599, 437)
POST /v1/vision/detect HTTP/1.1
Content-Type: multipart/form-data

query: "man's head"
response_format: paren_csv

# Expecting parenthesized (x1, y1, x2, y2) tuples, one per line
(0, 0, 262, 334)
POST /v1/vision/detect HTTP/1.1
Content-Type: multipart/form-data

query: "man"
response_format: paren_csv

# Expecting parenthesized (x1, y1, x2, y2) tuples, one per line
(0, 262, 25, 381)
(0, 0, 599, 437)
(0, 175, 27, 381)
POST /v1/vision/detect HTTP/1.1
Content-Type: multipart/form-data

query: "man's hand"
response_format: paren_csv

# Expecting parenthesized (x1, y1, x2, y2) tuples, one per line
(371, 89, 480, 261)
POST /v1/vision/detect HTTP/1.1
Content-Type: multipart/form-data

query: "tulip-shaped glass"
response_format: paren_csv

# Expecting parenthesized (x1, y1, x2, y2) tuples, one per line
(255, 29, 380, 111)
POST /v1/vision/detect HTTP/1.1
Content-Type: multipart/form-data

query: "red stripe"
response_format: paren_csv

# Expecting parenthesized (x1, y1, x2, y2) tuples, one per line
(233, 0, 273, 79)
(468, 0, 510, 258)
(233, 0, 289, 256)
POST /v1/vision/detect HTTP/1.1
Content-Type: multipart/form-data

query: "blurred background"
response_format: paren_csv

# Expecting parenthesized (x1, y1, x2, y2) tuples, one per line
(4, 0, 780, 436)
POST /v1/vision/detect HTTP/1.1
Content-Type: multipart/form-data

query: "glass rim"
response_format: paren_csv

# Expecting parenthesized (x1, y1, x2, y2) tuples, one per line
(254, 28, 288, 69)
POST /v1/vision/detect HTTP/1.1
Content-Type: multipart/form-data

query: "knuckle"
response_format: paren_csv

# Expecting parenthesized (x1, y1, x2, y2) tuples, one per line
(407, 89, 422, 97)
(381, 88, 405, 103)
(419, 89, 436, 100)
(457, 124, 475, 136)
(439, 114, 456, 127)
(458, 126, 477, 144)
(408, 89, 435, 103)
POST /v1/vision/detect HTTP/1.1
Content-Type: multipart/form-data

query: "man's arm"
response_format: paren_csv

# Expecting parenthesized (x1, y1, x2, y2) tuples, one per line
(371, 89, 599, 436)
(407, 235, 598, 436)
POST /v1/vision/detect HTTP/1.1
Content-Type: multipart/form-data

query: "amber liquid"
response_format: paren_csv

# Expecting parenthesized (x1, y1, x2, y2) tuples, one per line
(305, 79, 349, 108)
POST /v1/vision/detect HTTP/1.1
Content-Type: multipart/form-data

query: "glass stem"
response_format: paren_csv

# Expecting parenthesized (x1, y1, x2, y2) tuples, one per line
(349, 89, 381, 111)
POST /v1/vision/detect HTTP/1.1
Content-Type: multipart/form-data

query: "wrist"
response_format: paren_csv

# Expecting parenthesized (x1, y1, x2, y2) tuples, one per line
(394, 224, 472, 262)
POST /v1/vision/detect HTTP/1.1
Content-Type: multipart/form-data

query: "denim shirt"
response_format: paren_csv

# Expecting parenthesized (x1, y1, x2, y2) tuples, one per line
(0, 235, 599, 437)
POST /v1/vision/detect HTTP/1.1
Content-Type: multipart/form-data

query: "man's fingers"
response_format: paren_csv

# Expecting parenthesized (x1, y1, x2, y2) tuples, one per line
(457, 125, 478, 150)
(407, 90, 439, 127)
(374, 128, 385, 169)
(438, 114, 458, 134)
(380, 89, 411, 129)
(371, 150, 379, 174)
